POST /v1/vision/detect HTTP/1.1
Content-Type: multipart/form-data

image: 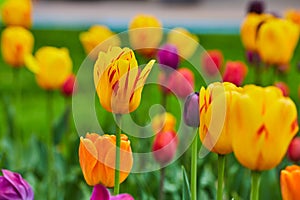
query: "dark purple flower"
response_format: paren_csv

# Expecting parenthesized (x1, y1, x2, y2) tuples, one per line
(247, 0, 265, 14)
(0, 169, 34, 200)
(157, 44, 179, 73)
(91, 184, 134, 200)
(184, 92, 199, 127)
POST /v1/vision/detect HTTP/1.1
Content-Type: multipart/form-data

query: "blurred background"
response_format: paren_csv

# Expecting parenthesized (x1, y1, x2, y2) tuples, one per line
(33, 0, 299, 33)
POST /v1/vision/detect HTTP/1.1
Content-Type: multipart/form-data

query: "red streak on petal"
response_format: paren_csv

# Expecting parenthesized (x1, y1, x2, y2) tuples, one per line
(109, 69, 116, 83)
(291, 119, 298, 133)
(257, 124, 268, 139)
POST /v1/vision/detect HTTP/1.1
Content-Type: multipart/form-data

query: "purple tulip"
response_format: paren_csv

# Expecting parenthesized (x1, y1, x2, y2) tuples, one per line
(184, 92, 199, 127)
(247, 0, 265, 14)
(0, 169, 34, 200)
(157, 44, 179, 73)
(91, 184, 134, 200)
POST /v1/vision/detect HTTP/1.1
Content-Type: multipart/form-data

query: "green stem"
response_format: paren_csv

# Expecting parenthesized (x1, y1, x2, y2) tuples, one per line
(191, 128, 198, 200)
(217, 154, 225, 200)
(250, 171, 261, 200)
(114, 114, 122, 195)
(159, 167, 165, 200)
(47, 90, 55, 200)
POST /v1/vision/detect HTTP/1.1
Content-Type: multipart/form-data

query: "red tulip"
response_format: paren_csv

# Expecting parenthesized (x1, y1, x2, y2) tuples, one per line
(61, 74, 76, 97)
(168, 68, 194, 99)
(201, 50, 223, 76)
(288, 137, 300, 162)
(152, 130, 178, 165)
(274, 81, 289, 97)
(222, 61, 248, 86)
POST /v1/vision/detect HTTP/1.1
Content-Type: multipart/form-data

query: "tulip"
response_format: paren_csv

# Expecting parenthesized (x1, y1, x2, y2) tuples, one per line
(61, 73, 76, 97)
(256, 18, 299, 65)
(285, 9, 300, 28)
(287, 137, 300, 162)
(240, 13, 273, 52)
(274, 81, 289, 97)
(247, 0, 265, 14)
(201, 50, 224, 76)
(25, 46, 73, 90)
(222, 61, 248, 86)
(167, 68, 194, 99)
(91, 184, 134, 200)
(1, 26, 34, 67)
(199, 82, 241, 155)
(184, 92, 199, 127)
(79, 25, 121, 59)
(128, 14, 163, 57)
(231, 85, 298, 171)
(94, 47, 155, 114)
(157, 44, 179, 72)
(0, 169, 34, 200)
(152, 130, 178, 165)
(79, 133, 133, 187)
(280, 165, 300, 200)
(152, 112, 176, 133)
(1, 0, 32, 28)
(167, 27, 199, 59)
(246, 50, 260, 65)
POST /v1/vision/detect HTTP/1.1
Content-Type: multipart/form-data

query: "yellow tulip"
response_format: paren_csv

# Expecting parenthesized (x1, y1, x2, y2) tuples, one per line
(240, 13, 273, 51)
(199, 82, 241, 155)
(1, 0, 32, 28)
(128, 14, 163, 57)
(152, 112, 176, 133)
(281, 165, 300, 200)
(94, 47, 155, 114)
(25, 47, 73, 90)
(79, 25, 121, 59)
(257, 18, 299, 65)
(285, 9, 300, 28)
(231, 85, 298, 171)
(79, 133, 133, 187)
(167, 27, 199, 59)
(1, 26, 34, 67)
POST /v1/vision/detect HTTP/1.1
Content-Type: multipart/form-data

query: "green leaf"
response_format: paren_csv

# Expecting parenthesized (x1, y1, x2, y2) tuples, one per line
(182, 166, 191, 200)
(53, 105, 71, 145)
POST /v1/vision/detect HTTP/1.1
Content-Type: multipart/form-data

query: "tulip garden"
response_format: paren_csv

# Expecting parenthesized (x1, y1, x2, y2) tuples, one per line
(1, 0, 300, 199)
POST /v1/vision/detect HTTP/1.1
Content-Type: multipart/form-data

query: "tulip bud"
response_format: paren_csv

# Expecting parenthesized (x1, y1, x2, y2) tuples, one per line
(247, 0, 265, 14)
(184, 92, 199, 127)
(168, 68, 194, 99)
(287, 137, 300, 162)
(61, 74, 76, 97)
(201, 50, 223, 76)
(152, 130, 178, 165)
(0, 169, 34, 200)
(274, 81, 289, 97)
(222, 61, 248, 86)
(157, 44, 179, 73)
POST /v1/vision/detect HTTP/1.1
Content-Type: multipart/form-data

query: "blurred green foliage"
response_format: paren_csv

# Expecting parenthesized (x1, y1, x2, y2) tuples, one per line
(0, 28, 299, 199)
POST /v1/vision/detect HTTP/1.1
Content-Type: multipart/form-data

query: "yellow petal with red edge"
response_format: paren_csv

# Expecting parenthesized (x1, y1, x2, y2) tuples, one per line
(231, 93, 265, 170)
(261, 98, 298, 170)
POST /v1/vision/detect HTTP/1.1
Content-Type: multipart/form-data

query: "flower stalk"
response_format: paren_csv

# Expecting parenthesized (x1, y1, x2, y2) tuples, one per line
(191, 128, 198, 200)
(217, 154, 225, 200)
(250, 171, 261, 200)
(114, 114, 122, 195)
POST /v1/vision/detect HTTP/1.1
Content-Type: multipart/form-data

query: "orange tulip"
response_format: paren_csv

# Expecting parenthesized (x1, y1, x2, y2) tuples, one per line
(280, 165, 300, 200)
(1, 26, 34, 67)
(285, 9, 300, 28)
(1, 0, 32, 28)
(199, 82, 241, 155)
(231, 85, 298, 170)
(151, 112, 176, 133)
(79, 133, 133, 187)
(94, 47, 155, 114)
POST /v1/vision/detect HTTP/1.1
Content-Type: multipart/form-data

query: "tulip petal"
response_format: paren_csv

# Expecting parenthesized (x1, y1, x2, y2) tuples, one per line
(24, 54, 40, 74)
(262, 98, 298, 170)
(111, 194, 135, 200)
(281, 166, 300, 200)
(90, 184, 110, 200)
